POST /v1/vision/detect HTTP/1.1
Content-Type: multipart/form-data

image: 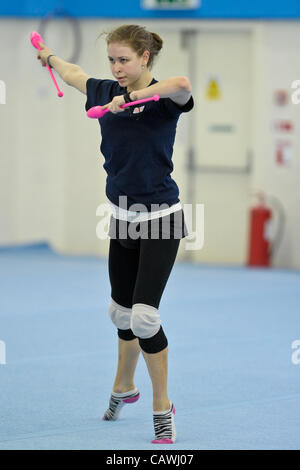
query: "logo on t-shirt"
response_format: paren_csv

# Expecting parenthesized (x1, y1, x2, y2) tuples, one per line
(132, 106, 145, 114)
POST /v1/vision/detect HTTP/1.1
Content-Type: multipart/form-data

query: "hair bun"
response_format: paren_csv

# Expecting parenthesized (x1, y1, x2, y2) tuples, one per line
(150, 32, 163, 52)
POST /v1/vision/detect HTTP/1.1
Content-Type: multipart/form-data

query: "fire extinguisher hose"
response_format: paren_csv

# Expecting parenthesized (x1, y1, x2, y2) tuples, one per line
(268, 195, 286, 261)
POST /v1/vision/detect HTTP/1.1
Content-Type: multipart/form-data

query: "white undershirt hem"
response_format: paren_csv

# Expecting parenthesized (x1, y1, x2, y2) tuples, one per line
(108, 200, 182, 223)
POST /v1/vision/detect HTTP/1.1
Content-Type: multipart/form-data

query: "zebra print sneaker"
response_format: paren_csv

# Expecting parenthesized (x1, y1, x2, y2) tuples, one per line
(151, 402, 176, 444)
(102, 388, 140, 421)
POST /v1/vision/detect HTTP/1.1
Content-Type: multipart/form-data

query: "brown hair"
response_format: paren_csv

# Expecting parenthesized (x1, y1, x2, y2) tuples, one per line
(98, 24, 163, 70)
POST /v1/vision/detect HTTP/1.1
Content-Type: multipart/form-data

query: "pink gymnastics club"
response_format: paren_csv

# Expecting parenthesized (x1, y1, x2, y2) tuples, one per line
(86, 94, 160, 119)
(30, 31, 63, 98)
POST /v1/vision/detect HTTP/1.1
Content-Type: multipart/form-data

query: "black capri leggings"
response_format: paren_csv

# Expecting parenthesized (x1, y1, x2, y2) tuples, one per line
(108, 211, 187, 352)
(109, 237, 180, 309)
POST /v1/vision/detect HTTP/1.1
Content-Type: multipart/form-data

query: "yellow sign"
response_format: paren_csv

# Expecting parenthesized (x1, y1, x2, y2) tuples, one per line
(206, 77, 221, 100)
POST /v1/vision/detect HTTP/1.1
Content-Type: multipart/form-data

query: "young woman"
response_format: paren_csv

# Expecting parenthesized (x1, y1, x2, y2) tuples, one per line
(37, 24, 194, 444)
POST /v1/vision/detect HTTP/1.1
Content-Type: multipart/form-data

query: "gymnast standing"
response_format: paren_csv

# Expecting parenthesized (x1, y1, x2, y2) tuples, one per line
(37, 24, 194, 444)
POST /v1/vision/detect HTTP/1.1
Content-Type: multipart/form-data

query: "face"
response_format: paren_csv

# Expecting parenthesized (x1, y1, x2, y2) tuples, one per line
(107, 42, 149, 88)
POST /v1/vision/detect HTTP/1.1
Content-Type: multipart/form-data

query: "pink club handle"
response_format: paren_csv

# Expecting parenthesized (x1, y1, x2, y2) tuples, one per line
(30, 31, 63, 98)
(86, 94, 160, 119)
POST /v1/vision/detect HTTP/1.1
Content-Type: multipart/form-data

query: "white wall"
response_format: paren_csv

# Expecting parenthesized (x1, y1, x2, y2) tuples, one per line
(251, 22, 300, 269)
(0, 19, 300, 268)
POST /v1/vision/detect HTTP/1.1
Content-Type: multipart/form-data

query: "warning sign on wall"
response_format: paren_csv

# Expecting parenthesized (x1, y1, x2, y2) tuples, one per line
(206, 76, 222, 100)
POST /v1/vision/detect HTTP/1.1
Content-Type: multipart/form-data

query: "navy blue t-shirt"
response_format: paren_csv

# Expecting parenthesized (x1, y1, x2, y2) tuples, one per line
(85, 77, 194, 210)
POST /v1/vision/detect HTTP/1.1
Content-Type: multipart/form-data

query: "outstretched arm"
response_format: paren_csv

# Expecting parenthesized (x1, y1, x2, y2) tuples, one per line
(37, 43, 90, 95)
(129, 76, 192, 106)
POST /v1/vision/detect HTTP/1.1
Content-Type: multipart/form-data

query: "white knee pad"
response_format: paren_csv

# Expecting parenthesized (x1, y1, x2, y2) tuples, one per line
(130, 303, 161, 339)
(108, 298, 132, 330)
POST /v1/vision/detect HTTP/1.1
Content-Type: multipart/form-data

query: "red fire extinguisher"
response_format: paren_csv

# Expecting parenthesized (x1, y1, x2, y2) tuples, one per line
(247, 193, 284, 267)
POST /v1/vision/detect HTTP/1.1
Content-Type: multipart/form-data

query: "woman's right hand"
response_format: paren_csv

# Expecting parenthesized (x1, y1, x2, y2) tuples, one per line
(37, 42, 54, 67)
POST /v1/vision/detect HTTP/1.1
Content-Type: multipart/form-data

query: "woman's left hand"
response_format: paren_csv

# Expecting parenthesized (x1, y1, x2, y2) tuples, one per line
(101, 95, 126, 114)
